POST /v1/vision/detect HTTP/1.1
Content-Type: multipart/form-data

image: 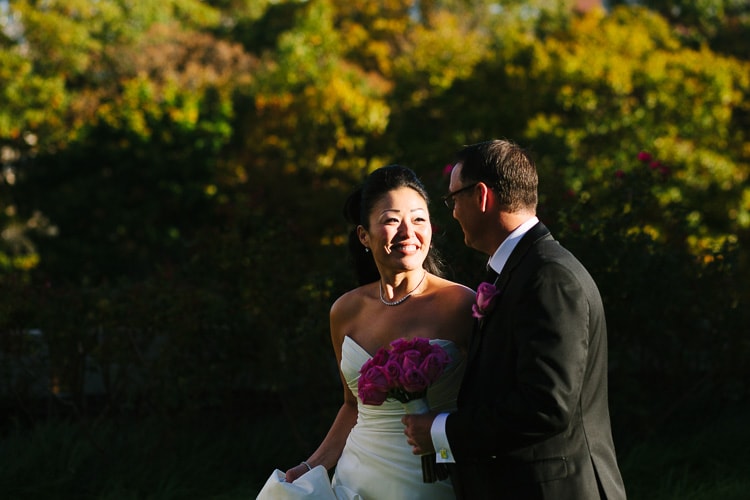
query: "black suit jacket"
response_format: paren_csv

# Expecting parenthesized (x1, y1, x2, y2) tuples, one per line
(447, 222, 626, 499)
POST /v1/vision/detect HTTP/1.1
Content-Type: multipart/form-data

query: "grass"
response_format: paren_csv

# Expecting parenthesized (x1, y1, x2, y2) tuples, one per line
(618, 407, 750, 500)
(0, 412, 307, 500)
(1, 406, 748, 499)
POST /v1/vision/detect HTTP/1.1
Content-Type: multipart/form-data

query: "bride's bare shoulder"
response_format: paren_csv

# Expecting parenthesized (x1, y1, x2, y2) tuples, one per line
(331, 284, 373, 318)
(430, 276, 476, 301)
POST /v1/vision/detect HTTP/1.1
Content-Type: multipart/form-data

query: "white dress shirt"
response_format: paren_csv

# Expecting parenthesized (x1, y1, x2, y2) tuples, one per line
(431, 216, 539, 463)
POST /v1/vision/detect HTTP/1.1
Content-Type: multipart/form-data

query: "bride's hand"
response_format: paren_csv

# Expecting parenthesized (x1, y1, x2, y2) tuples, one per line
(284, 462, 311, 483)
(402, 413, 437, 455)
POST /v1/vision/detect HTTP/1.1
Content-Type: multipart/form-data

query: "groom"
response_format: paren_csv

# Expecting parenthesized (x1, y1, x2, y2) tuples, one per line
(403, 140, 627, 499)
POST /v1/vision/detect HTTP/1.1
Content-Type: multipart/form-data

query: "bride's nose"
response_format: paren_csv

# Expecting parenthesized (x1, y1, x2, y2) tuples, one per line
(396, 218, 415, 238)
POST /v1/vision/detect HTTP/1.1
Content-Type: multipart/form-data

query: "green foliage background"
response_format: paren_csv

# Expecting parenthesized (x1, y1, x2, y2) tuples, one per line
(1, 0, 748, 476)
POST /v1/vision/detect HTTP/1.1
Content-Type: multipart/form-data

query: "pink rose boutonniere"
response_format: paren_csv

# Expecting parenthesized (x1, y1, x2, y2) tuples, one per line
(472, 281, 501, 320)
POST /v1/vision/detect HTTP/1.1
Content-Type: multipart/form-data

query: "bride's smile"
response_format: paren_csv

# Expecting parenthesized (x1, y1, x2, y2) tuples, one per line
(358, 186, 432, 272)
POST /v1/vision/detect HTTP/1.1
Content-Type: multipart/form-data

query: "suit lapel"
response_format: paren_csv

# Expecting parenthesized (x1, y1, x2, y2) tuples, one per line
(464, 222, 552, 371)
(492, 221, 551, 296)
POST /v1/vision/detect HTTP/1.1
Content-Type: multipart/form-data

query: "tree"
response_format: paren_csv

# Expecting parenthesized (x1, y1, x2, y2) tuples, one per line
(608, 0, 750, 58)
(1, 0, 748, 423)
(521, 7, 749, 252)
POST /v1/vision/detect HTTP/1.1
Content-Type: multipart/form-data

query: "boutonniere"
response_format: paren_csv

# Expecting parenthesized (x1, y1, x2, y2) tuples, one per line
(472, 281, 501, 321)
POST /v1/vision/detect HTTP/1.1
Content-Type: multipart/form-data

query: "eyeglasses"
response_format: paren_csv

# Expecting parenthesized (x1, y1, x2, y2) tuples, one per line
(442, 183, 478, 209)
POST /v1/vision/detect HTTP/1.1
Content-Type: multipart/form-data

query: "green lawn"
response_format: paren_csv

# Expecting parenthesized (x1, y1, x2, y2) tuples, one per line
(618, 407, 750, 500)
(1, 406, 748, 499)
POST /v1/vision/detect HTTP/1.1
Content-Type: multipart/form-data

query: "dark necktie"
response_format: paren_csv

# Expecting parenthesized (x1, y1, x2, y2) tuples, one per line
(484, 265, 498, 284)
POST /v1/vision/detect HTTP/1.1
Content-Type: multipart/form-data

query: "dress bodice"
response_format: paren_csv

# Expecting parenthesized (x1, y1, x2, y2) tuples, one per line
(329, 336, 464, 499)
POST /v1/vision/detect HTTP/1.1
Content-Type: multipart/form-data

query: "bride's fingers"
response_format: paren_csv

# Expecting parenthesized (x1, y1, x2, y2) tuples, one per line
(284, 464, 305, 482)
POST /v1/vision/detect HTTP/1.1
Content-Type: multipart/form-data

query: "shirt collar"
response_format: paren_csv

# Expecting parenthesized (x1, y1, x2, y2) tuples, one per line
(487, 216, 539, 275)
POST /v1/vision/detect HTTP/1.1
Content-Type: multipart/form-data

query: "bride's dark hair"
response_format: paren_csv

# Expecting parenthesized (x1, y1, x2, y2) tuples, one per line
(343, 164, 445, 286)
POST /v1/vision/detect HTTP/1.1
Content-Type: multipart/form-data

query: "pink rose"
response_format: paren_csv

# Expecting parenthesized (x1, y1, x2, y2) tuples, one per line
(358, 383, 388, 405)
(400, 367, 431, 393)
(472, 281, 501, 319)
(382, 358, 403, 387)
(419, 351, 450, 382)
(414, 338, 434, 356)
(637, 151, 653, 162)
(389, 338, 410, 353)
(361, 365, 389, 391)
(357, 364, 390, 404)
(370, 347, 389, 366)
(401, 349, 422, 370)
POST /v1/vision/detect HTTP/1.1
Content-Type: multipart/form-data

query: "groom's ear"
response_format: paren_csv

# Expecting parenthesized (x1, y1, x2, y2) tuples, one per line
(477, 182, 492, 212)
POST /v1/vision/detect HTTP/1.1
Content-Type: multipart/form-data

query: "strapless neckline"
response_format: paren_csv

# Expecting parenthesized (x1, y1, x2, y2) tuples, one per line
(343, 335, 457, 359)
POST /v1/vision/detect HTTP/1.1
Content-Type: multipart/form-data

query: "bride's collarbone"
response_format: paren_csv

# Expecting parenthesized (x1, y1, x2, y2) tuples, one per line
(351, 324, 454, 354)
(361, 307, 440, 331)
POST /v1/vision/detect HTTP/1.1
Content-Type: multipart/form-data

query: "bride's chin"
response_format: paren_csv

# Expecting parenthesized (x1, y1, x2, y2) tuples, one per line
(402, 259, 428, 271)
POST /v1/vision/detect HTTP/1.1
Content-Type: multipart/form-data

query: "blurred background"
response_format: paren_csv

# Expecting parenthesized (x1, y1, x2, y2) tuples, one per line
(0, 0, 748, 498)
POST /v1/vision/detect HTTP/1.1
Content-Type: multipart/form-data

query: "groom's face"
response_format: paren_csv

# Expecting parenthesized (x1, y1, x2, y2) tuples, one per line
(448, 163, 481, 251)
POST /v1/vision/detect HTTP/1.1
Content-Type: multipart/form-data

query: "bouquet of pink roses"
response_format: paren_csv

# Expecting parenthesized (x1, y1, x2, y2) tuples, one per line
(357, 337, 452, 406)
(357, 337, 452, 483)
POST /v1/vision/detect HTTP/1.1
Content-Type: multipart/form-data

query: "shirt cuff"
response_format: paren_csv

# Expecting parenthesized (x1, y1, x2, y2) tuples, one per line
(430, 412, 455, 463)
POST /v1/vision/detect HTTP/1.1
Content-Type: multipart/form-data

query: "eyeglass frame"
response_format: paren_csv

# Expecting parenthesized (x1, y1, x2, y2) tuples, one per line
(442, 182, 479, 209)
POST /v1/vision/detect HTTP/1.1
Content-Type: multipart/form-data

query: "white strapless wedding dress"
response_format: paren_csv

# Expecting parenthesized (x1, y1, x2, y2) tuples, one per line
(330, 336, 465, 500)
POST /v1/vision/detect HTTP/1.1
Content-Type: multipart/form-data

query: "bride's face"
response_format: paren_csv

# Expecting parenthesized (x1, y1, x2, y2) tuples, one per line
(359, 187, 432, 272)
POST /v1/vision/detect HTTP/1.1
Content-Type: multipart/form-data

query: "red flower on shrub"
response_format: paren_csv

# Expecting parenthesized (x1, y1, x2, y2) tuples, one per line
(638, 151, 653, 162)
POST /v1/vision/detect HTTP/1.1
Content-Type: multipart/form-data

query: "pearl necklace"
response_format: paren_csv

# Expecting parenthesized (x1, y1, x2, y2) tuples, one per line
(379, 271, 427, 306)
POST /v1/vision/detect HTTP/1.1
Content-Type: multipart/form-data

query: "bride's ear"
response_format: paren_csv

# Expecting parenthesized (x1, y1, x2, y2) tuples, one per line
(357, 225, 369, 248)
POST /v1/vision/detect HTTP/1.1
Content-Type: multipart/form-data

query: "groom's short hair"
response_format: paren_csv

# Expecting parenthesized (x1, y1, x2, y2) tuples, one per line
(456, 139, 538, 213)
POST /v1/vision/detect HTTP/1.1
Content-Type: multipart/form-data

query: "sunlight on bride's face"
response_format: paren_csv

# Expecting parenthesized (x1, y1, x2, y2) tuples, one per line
(362, 187, 431, 272)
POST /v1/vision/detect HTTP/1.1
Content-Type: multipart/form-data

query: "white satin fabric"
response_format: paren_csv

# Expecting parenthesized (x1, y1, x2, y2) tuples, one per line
(256, 465, 358, 500)
(330, 336, 464, 500)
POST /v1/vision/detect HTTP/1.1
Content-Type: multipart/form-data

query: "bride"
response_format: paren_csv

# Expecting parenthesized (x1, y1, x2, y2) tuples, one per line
(275, 165, 475, 499)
